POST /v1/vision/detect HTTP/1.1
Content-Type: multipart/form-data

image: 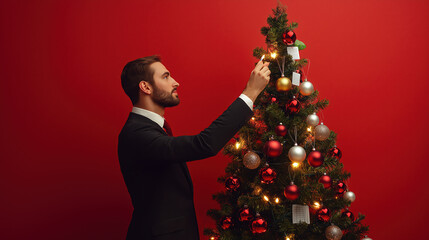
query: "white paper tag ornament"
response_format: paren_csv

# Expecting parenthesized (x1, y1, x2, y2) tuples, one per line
(292, 72, 301, 86)
(292, 204, 310, 224)
(287, 46, 300, 60)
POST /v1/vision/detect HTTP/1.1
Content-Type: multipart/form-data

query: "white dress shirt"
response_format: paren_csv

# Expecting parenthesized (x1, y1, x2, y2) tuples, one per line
(131, 94, 254, 128)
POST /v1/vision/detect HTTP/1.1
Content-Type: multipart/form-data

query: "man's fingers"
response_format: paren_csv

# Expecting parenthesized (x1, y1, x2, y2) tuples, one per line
(263, 70, 271, 78)
(255, 60, 263, 70)
(260, 65, 270, 73)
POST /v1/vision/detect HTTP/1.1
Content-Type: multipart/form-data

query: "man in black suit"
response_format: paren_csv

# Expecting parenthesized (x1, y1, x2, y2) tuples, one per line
(118, 55, 270, 240)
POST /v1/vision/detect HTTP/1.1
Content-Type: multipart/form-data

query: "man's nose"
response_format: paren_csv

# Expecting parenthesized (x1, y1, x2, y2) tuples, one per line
(172, 78, 179, 87)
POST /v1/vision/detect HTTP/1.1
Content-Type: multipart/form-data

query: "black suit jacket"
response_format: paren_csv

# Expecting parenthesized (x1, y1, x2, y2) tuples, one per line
(118, 98, 253, 240)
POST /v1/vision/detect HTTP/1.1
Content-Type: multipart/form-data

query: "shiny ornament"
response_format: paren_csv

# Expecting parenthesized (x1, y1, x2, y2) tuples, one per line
(251, 214, 267, 234)
(362, 235, 373, 240)
(239, 205, 254, 222)
(343, 191, 356, 203)
(299, 80, 314, 96)
(316, 207, 331, 222)
(306, 112, 319, 127)
(263, 139, 283, 157)
(328, 146, 342, 160)
(275, 123, 287, 136)
(315, 123, 330, 141)
(220, 216, 233, 230)
(284, 182, 300, 200)
(325, 224, 343, 240)
(341, 209, 355, 221)
(319, 173, 332, 188)
(282, 30, 297, 45)
(335, 181, 347, 195)
(259, 165, 277, 184)
(225, 176, 240, 191)
(288, 143, 306, 163)
(276, 76, 292, 92)
(307, 148, 324, 167)
(243, 151, 261, 170)
(286, 97, 301, 114)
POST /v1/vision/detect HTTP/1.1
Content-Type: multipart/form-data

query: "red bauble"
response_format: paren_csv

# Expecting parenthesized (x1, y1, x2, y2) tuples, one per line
(284, 182, 300, 200)
(220, 216, 233, 230)
(328, 146, 342, 160)
(286, 98, 301, 114)
(282, 30, 297, 45)
(263, 140, 283, 157)
(251, 216, 267, 234)
(315, 207, 331, 222)
(239, 206, 254, 222)
(335, 181, 347, 195)
(225, 176, 240, 191)
(259, 166, 277, 184)
(307, 149, 325, 167)
(341, 209, 355, 221)
(275, 123, 287, 136)
(319, 174, 332, 189)
(271, 97, 277, 103)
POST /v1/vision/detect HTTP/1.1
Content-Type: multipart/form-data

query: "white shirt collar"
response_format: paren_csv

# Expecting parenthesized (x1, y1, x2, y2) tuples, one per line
(131, 107, 165, 128)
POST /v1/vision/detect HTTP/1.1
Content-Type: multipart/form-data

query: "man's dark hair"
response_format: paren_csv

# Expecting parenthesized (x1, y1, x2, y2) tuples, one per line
(121, 55, 161, 105)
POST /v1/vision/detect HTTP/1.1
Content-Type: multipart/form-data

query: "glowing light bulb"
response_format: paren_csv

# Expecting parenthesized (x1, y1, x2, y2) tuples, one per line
(275, 197, 280, 204)
(253, 186, 262, 195)
(313, 201, 321, 209)
(235, 142, 241, 149)
(292, 162, 300, 168)
(270, 52, 277, 59)
(263, 195, 269, 202)
(251, 117, 255, 121)
(307, 127, 312, 132)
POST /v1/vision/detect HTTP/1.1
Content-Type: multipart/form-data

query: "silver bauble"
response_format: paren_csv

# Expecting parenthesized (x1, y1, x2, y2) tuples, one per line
(325, 224, 343, 240)
(288, 144, 306, 163)
(343, 191, 356, 203)
(299, 80, 314, 96)
(315, 123, 330, 141)
(306, 112, 319, 127)
(362, 235, 373, 240)
(243, 151, 261, 170)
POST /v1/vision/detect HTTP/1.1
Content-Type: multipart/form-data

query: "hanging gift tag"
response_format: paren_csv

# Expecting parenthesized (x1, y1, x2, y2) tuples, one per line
(287, 46, 300, 60)
(292, 72, 301, 86)
(292, 204, 310, 224)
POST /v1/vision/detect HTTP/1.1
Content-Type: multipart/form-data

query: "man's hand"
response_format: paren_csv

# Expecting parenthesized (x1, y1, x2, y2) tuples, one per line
(242, 60, 271, 103)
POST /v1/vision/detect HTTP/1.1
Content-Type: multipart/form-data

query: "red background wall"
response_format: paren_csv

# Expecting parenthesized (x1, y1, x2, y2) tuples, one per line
(1, 0, 428, 239)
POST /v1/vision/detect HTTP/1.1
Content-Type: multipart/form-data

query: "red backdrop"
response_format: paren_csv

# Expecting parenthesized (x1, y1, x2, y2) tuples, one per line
(1, 0, 428, 239)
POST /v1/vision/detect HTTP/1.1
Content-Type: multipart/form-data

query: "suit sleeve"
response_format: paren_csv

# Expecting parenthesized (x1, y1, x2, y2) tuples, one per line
(131, 98, 253, 166)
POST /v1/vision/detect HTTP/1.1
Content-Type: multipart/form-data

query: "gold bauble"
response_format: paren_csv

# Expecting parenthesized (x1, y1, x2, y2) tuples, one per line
(276, 76, 292, 92)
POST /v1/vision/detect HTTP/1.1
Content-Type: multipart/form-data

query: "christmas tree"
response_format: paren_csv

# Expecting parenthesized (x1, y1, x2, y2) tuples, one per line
(204, 4, 370, 240)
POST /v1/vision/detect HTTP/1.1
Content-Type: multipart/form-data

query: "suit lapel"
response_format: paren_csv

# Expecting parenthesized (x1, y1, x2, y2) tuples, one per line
(180, 162, 193, 192)
(128, 112, 194, 192)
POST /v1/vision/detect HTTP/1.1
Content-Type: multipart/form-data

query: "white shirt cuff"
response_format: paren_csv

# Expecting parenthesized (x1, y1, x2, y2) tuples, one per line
(239, 94, 254, 111)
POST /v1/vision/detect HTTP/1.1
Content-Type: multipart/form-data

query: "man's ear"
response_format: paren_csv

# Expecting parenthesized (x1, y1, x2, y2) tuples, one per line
(139, 81, 152, 95)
